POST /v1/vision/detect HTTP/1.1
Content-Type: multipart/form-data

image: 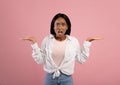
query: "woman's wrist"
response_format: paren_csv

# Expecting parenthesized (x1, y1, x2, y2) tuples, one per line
(31, 40, 37, 44)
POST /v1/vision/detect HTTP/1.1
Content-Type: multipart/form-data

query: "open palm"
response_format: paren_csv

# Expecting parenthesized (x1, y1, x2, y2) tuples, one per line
(86, 37, 103, 42)
(20, 36, 37, 44)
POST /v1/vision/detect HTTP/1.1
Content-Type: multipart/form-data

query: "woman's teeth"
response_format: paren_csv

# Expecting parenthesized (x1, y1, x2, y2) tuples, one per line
(58, 31, 62, 33)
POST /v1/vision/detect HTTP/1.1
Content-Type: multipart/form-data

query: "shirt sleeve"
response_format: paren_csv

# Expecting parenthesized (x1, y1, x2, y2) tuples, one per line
(75, 40, 92, 64)
(31, 42, 45, 64)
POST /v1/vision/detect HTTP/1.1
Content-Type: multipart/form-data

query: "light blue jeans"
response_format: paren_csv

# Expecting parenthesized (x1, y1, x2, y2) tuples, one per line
(44, 72, 73, 85)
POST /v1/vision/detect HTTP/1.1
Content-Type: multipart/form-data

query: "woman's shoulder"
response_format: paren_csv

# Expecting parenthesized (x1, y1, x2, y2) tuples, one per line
(67, 35, 78, 41)
(41, 35, 53, 46)
(42, 34, 54, 42)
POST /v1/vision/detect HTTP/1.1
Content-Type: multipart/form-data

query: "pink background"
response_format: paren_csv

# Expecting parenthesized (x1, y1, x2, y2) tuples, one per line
(0, 0, 120, 85)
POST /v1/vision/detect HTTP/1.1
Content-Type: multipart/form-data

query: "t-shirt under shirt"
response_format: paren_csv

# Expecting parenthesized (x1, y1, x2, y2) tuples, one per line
(52, 38, 67, 67)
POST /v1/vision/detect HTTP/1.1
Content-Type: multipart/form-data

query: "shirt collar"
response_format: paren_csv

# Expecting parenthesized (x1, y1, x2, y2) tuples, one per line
(49, 34, 72, 41)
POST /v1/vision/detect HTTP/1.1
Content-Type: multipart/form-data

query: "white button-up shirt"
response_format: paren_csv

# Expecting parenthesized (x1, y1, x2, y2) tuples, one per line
(31, 34, 91, 79)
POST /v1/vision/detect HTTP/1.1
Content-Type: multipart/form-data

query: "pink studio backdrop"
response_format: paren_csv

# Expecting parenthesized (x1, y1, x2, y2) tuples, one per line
(0, 0, 120, 85)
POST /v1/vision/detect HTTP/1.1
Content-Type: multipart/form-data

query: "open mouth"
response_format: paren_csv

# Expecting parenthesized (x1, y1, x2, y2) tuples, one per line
(58, 30, 63, 34)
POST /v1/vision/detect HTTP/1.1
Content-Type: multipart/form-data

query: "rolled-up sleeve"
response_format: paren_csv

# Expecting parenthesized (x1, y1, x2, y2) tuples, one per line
(76, 40, 92, 64)
(31, 43, 45, 64)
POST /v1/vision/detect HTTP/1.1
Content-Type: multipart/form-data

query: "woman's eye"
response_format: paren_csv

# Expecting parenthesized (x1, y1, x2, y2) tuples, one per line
(55, 23, 66, 27)
(56, 23, 60, 26)
(62, 23, 65, 26)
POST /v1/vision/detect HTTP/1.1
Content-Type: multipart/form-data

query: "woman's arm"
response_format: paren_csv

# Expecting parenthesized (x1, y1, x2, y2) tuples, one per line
(21, 36, 45, 64)
(76, 36, 103, 64)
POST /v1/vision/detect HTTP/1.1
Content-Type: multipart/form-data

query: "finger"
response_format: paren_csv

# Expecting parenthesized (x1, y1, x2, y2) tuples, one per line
(20, 37, 29, 40)
(19, 38, 26, 40)
(92, 38, 104, 41)
(94, 37, 104, 40)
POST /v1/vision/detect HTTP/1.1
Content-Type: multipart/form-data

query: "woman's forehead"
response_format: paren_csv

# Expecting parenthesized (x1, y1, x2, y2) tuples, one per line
(55, 17, 66, 23)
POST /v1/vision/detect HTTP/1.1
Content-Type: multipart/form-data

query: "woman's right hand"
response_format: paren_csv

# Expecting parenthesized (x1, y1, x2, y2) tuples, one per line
(20, 36, 37, 44)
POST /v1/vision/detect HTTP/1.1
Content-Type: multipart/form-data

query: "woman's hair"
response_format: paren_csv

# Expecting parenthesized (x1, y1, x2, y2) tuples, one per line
(50, 13, 71, 35)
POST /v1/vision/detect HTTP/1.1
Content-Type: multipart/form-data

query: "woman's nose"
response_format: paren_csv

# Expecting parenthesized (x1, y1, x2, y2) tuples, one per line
(57, 25, 63, 29)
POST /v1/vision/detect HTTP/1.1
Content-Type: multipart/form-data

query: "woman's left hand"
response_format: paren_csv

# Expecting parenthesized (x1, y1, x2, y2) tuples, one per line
(86, 37, 103, 42)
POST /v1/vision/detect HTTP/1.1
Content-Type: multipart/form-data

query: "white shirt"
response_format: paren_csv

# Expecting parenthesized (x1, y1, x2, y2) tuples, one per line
(31, 34, 91, 79)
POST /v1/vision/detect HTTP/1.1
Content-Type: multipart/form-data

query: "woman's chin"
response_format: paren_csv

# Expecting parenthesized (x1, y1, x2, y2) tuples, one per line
(56, 34, 64, 38)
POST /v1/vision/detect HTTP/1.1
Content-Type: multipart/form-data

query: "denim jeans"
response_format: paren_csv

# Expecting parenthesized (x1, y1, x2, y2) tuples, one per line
(44, 72, 73, 85)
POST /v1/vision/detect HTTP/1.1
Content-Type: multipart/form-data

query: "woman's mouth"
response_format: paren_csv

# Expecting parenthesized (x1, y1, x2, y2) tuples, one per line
(58, 30, 63, 34)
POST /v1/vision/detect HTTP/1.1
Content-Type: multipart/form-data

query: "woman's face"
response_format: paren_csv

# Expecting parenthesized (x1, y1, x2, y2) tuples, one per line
(54, 17, 68, 38)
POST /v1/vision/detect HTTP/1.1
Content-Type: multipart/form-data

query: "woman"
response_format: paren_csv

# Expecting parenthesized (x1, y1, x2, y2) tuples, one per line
(21, 13, 102, 85)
